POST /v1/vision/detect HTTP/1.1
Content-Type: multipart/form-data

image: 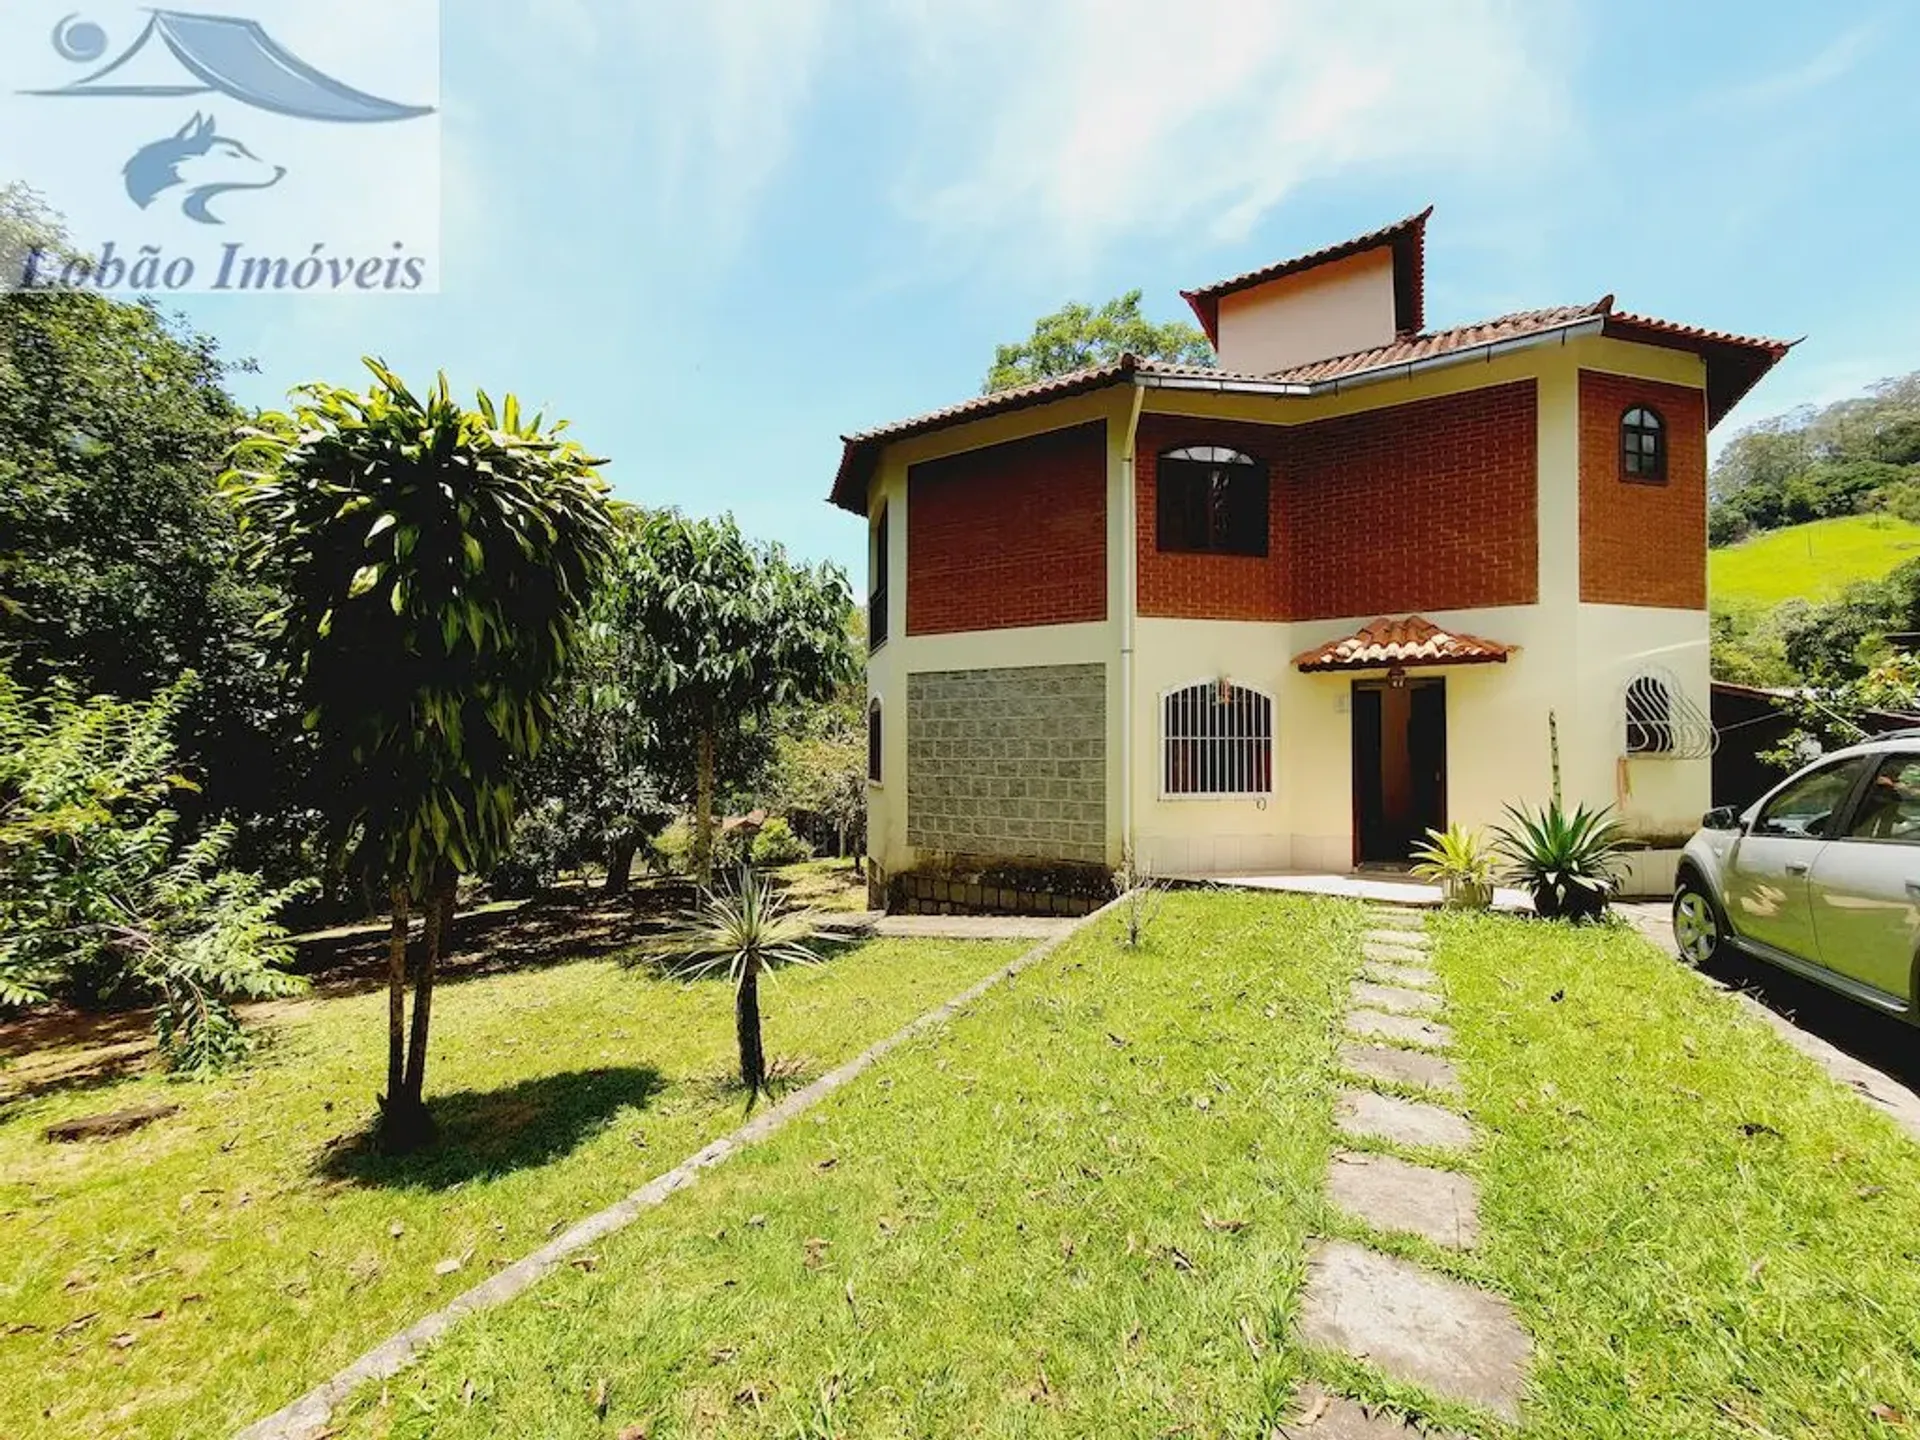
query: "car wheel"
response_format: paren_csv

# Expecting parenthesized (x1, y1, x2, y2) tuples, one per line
(1672, 877, 1727, 967)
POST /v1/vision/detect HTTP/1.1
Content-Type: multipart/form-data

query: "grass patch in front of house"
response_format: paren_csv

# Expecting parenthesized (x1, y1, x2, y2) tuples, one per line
(1429, 911, 1920, 1439)
(329, 892, 1365, 1439)
(0, 936, 1022, 1440)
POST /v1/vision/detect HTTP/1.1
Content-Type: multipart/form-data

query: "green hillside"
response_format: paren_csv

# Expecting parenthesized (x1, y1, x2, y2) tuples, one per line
(1710, 513, 1920, 605)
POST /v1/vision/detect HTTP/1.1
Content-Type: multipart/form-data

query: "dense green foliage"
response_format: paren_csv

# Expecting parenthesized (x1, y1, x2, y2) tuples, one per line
(0, 669, 304, 1067)
(1709, 373, 1920, 546)
(0, 187, 305, 885)
(985, 289, 1215, 393)
(227, 362, 616, 1144)
(613, 512, 856, 883)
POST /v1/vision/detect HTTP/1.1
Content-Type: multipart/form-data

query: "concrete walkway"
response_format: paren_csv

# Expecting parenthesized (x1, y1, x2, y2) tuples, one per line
(1182, 871, 1534, 911)
(824, 911, 1081, 941)
(1286, 908, 1532, 1432)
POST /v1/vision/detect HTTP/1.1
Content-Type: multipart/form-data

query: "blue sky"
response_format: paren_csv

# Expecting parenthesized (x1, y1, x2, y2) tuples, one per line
(176, 0, 1920, 579)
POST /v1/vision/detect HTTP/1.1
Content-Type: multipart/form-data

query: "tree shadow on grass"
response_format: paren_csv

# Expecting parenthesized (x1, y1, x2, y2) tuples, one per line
(316, 1065, 666, 1191)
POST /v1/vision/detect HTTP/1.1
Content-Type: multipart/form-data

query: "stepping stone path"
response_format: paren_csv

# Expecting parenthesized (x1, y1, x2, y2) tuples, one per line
(1290, 909, 1532, 1429)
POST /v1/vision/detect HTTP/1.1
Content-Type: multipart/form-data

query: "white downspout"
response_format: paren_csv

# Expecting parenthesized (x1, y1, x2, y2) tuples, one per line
(1119, 382, 1146, 865)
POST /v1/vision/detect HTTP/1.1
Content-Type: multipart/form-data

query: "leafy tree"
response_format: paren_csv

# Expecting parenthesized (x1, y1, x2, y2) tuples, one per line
(614, 513, 856, 884)
(1761, 653, 1920, 771)
(0, 668, 305, 1069)
(985, 290, 1214, 393)
(491, 589, 674, 896)
(0, 186, 303, 884)
(227, 362, 615, 1149)
(769, 611, 868, 858)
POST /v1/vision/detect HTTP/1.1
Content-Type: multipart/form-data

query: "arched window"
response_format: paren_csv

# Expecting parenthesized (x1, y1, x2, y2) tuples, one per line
(1157, 446, 1268, 556)
(1621, 406, 1666, 482)
(867, 699, 883, 784)
(1161, 679, 1274, 796)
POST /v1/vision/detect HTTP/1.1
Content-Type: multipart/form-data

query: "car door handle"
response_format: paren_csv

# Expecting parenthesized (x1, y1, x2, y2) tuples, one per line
(1785, 862, 1810, 876)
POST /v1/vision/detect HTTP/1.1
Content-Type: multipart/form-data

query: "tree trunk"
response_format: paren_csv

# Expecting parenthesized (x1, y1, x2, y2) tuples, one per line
(384, 885, 410, 1105)
(736, 955, 765, 1099)
(693, 726, 716, 887)
(602, 833, 638, 894)
(403, 868, 454, 1099)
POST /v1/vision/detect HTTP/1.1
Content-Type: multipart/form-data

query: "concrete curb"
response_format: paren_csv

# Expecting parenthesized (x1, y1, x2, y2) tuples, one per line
(235, 896, 1126, 1440)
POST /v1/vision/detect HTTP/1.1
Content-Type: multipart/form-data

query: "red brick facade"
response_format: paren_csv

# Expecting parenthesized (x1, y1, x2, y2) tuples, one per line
(1135, 414, 1291, 620)
(1577, 369, 1707, 609)
(1135, 382, 1539, 621)
(906, 421, 1107, 635)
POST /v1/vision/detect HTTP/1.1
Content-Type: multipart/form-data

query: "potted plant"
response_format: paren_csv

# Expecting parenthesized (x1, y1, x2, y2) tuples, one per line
(1409, 824, 1497, 909)
(1492, 800, 1626, 922)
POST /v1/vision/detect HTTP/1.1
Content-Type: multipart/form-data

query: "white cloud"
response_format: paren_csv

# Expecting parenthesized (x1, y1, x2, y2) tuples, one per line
(495, 0, 833, 264)
(1712, 21, 1877, 110)
(884, 0, 1570, 276)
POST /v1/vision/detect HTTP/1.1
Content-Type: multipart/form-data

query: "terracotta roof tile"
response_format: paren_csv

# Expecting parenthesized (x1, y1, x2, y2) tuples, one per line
(1268, 301, 1613, 383)
(828, 301, 1794, 512)
(1293, 615, 1516, 672)
(1182, 207, 1432, 340)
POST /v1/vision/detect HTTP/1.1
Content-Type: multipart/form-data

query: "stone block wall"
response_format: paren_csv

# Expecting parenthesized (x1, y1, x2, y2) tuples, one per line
(906, 663, 1107, 863)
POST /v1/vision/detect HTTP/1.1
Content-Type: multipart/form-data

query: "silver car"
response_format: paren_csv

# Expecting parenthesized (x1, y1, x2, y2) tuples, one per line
(1674, 736, 1920, 1021)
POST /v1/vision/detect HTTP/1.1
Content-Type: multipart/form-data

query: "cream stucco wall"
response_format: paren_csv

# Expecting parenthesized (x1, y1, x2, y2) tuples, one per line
(1214, 247, 1398, 374)
(862, 332, 1715, 894)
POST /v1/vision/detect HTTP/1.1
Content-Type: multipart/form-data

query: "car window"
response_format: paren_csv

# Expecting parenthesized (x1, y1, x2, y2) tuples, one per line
(1844, 755, 1920, 843)
(1753, 756, 1870, 838)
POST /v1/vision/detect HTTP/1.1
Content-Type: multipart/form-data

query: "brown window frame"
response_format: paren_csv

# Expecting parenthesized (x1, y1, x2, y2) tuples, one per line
(1620, 406, 1667, 484)
(867, 699, 883, 785)
(1156, 446, 1269, 557)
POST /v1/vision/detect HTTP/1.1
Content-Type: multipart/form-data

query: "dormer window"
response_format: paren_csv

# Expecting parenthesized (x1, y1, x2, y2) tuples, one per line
(1156, 446, 1268, 557)
(1621, 406, 1666, 482)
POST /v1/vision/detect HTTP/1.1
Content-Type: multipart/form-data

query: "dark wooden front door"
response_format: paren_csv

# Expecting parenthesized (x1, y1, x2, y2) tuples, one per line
(1352, 679, 1447, 866)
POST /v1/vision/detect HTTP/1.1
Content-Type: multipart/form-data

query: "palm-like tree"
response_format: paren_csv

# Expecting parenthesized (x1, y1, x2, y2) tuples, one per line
(227, 360, 615, 1150)
(669, 867, 829, 1100)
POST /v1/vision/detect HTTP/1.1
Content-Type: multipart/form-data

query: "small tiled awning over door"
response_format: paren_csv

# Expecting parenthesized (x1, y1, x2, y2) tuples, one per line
(1292, 615, 1516, 672)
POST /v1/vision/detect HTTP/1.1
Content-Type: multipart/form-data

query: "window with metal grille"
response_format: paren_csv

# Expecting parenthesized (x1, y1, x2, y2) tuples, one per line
(1161, 679, 1274, 796)
(867, 699, 882, 784)
(1156, 446, 1268, 556)
(1625, 673, 1673, 753)
(1621, 667, 1716, 758)
(1621, 406, 1666, 482)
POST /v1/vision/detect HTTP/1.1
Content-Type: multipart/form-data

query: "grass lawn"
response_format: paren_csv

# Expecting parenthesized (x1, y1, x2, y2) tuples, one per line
(0, 933, 1023, 1440)
(1428, 911, 1920, 1438)
(1710, 512, 1920, 604)
(767, 858, 870, 914)
(325, 897, 1920, 1440)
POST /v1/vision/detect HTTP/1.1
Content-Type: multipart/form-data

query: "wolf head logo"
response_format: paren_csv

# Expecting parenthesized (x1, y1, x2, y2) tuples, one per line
(123, 113, 286, 225)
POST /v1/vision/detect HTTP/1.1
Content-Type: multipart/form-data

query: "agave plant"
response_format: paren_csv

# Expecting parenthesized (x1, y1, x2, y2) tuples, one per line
(1409, 824, 1497, 908)
(668, 866, 834, 1100)
(1492, 800, 1626, 922)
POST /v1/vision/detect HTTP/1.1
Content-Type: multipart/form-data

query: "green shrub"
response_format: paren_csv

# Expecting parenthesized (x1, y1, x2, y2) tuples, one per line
(750, 817, 813, 867)
(0, 670, 307, 1069)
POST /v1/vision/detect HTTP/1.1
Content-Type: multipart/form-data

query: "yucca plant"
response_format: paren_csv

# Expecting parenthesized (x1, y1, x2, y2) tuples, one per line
(1491, 799, 1626, 922)
(668, 866, 836, 1101)
(1409, 823, 1497, 909)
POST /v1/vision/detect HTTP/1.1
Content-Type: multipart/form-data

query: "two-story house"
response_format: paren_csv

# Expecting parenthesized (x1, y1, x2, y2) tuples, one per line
(833, 209, 1789, 906)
